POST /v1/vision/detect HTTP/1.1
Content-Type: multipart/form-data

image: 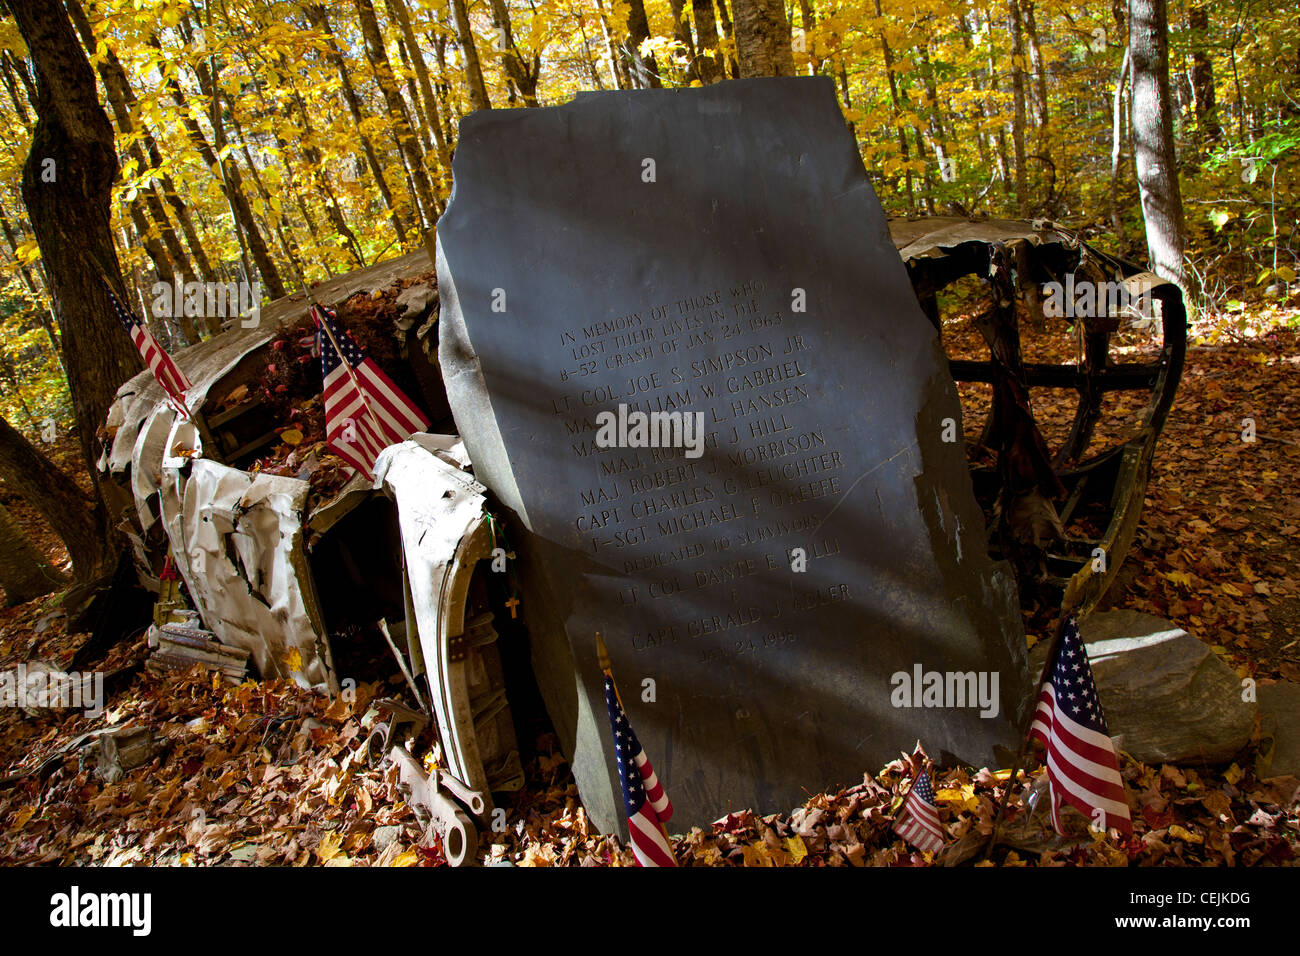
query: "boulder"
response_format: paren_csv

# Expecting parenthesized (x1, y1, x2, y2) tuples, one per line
(1030, 610, 1255, 764)
(1258, 681, 1300, 778)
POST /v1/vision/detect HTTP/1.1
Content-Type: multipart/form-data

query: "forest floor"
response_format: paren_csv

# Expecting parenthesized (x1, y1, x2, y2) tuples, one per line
(0, 303, 1297, 867)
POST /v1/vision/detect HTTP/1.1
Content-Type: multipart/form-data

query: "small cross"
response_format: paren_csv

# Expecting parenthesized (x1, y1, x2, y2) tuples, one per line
(505, 595, 520, 618)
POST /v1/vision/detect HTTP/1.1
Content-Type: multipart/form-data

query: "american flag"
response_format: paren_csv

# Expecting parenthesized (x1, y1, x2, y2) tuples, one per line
(1028, 617, 1133, 834)
(314, 304, 429, 479)
(893, 763, 945, 854)
(104, 279, 191, 416)
(603, 673, 676, 867)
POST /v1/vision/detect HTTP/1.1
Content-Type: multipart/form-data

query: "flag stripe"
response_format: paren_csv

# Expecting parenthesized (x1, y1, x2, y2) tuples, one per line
(628, 810, 676, 867)
(1029, 618, 1133, 835)
(314, 305, 429, 478)
(1037, 693, 1132, 801)
(106, 280, 191, 416)
(635, 752, 672, 819)
(604, 673, 676, 866)
(892, 764, 945, 855)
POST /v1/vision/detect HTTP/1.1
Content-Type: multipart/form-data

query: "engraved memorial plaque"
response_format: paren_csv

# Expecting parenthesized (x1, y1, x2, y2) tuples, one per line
(437, 77, 1029, 834)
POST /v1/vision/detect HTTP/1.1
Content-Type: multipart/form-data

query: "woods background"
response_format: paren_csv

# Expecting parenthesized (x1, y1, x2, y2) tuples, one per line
(0, 0, 1295, 577)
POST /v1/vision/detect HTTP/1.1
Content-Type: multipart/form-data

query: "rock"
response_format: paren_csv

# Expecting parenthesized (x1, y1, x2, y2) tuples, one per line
(1031, 610, 1255, 764)
(372, 825, 403, 853)
(1258, 681, 1300, 778)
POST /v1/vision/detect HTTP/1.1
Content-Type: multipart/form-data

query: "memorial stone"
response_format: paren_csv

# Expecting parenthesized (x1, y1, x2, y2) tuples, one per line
(437, 77, 1030, 835)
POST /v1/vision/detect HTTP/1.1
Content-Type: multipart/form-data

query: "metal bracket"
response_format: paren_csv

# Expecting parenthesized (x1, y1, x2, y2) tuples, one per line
(387, 745, 479, 867)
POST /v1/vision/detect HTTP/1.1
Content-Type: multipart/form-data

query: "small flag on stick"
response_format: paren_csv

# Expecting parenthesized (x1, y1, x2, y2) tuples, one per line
(104, 279, 191, 417)
(1028, 616, 1133, 834)
(597, 633, 676, 867)
(892, 750, 945, 855)
(315, 304, 429, 479)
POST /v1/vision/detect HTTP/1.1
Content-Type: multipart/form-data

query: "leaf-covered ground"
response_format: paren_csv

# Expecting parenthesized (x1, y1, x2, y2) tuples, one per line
(1, 306, 1298, 867)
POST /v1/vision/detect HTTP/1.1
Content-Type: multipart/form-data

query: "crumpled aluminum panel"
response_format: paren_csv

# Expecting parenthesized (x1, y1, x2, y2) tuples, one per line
(889, 215, 1080, 260)
(373, 435, 493, 795)
(157, 418, 335, 692)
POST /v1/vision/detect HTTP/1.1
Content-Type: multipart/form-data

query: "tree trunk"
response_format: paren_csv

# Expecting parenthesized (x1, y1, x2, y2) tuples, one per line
(8, 0, 142, 557)
(796, 0, 816, 75)
(0, 501, 66, 605)
(384, 0, 453, 190)
(153, 36, 287, 298)
(488, 0, 541, 105)
(623, 0, 662, 88)
(1110, 48, 1131, 249)
(692, 0, 723, 83)
(0, 205, 66, 378)
(1130, 0, 1187, 287)
(668, 0, 697, 75)
(874, 0, 913, 213)
(731, 0, 793, 77)
(920, 46, 950, 187)
(1189, 5, 1221, 145)
(1007, 0, 1030, 215)
(305, 4, 409, 245)
(0, 54, 32, 125)
(0, 416, 106, 581)
(715, 0, 740, 78)
(66, 0, 207, 333)
(592, 0, 626, 89)
(448, 0, 492, 111)
(1021, 0, 1049, 132)
(354, 0, 441, 229)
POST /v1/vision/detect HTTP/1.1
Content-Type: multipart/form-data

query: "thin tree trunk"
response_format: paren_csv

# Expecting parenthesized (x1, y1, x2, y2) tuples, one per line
(305, 4, 409, 245)
(0, 50, 36, 111)
(1189, 5, 1221, 145)
(920, 45, 951, 197)
(715, 0, 740, 78)
(668, 0, 697, 74)
(980, 14, 1013, 201)
(623, 0, 662, 88)
(385, 0, 453, 190)
(593, 0, 626, 89)
(731, 0, 793, 77)
(693, 0, 722, 82)
(0, 55, 32, 125)
(1130, 0, 1187, 287)
(152, 36, 286, 298)
(393, 33, 432, 148)
(354, 0, 440, 227)
(488, 0, 541, 105)
(1110, 48, 1131, 247)
(432, 30, 461, 130)
(797, 0, 816, 75)
(874, 0, 913, 213)
(1021, 0, 1049, 132)
(1007, 0, 1030, 215)
(448, 0, 492, 110)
